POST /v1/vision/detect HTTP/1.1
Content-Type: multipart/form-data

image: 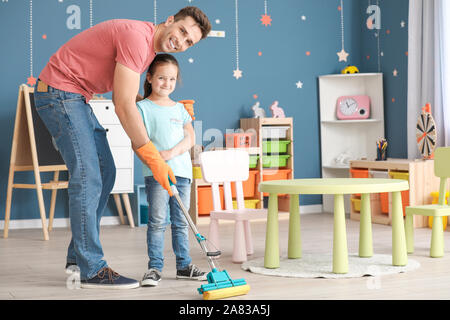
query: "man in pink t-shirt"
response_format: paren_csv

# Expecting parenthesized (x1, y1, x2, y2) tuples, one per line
(33, 6, 211, 289)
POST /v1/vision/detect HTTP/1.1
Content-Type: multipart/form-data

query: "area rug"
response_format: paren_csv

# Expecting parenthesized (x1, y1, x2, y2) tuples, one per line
(241, 253, 420, 279)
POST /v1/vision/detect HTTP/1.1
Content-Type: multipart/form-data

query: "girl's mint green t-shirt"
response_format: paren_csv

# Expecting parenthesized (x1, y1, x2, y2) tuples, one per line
(136, 99, 192, 180)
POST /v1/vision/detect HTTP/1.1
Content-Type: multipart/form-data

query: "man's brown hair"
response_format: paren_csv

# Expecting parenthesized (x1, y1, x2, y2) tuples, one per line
(174, 6, 211, 39)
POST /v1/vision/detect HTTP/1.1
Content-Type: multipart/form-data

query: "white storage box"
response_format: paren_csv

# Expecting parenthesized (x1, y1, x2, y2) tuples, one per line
(369, 170, 389, 179)
(261, 126, 290, 139)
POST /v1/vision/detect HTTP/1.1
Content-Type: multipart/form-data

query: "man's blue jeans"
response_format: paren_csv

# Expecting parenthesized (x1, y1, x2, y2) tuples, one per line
(33, 83, 115, 280)
(145, 176, 192, 272)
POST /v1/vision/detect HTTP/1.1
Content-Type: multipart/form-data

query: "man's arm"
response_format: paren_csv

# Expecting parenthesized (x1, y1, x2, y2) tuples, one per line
(112, 62, 149, 150)
(112, 62, 176, 195)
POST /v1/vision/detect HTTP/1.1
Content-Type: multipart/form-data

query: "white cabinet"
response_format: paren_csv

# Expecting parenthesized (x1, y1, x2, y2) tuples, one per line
(89, 99, 135, 227)
(318, 73, 385, 213)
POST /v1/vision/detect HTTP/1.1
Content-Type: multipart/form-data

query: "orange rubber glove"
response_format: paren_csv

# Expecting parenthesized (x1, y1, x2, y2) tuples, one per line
(135, 141, 177, 196)
(179, 99, 195, 120)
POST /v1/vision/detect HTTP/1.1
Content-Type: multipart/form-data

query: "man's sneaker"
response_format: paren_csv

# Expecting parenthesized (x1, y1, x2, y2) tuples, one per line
(176, 264, 207, 281)
(80, 267, 140, 289)
(141, 268, 162, 287)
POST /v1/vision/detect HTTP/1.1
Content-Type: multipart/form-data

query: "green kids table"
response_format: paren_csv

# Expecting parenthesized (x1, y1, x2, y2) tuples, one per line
(259, 178, 410, 274)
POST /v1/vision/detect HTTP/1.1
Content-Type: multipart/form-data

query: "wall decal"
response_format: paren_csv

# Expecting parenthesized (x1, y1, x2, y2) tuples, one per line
(366, 4, 381, 30)
(296, 81, 303, 89)
(337, 0, 349, 62)
(233, 0, 242, 79)
(260, 0, 272, 26)
(66, 5, 81, 30)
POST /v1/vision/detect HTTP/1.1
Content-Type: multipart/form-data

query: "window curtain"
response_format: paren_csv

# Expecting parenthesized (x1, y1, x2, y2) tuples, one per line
(407, 0, 450, 159)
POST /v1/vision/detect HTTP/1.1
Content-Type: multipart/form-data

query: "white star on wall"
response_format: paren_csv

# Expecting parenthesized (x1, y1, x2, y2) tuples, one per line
(215, 19, 221, 24)
(233, 68, 243, 79)
(301, 15, 306, 21)
(393, 69, 398, 77)
(337, 49, 349, 62)
(296, 81, 303, 89)
(400, 20, 406, 28)
(188, 58, 194, 63)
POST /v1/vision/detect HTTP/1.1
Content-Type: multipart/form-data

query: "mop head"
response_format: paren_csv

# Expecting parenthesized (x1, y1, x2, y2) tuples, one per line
(198, 268, 250, 300)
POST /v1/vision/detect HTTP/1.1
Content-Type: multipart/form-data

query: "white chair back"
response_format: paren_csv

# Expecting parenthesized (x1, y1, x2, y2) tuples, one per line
(199, 149, 250, 211)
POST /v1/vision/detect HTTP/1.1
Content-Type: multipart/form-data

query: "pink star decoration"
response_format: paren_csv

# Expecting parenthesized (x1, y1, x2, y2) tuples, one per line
(27, 76, 37, 86)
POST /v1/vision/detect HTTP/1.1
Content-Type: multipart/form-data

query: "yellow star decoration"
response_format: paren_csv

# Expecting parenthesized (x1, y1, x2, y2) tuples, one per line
(233, 68, 243, 79)
(337, 49, 349, 62)
(260, 14, 272, 26)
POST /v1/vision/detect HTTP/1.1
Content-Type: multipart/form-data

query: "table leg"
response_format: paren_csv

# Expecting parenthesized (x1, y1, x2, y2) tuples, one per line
(392, 191, 407, 266)
(333, 194, 348, 274)
(113, 194, 125, 225)
(359, 193, 373, 257)
(288, 194, 301, 259)
(264, 193, 280, 268)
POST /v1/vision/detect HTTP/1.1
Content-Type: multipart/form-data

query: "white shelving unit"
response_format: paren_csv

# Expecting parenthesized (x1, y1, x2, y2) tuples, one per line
(318, 73, 385, 213)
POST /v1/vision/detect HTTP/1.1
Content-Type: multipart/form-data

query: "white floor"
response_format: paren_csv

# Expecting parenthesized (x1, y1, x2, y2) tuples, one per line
(1, 212, 450, 300)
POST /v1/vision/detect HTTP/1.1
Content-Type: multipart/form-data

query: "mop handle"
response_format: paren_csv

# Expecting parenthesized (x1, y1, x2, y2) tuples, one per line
(168, 176, 218, 270)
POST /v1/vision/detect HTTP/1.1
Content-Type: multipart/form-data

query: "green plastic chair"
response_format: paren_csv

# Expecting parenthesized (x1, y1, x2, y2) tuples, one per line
(405, 147, 450, 258)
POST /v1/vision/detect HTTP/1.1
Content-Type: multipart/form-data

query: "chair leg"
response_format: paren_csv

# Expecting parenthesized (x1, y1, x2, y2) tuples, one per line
(430, 216, 444, 258)
(405, 213, 414, 254)
(243, 220, 253, 255)
(232, 220, 247, 263)
(208, 218, 220, 251)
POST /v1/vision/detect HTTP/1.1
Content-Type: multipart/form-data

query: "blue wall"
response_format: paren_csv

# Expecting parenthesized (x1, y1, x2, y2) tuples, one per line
(0, 0, 408, 221)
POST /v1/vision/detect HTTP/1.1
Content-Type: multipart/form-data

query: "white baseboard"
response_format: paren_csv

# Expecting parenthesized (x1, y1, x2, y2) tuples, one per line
(0, 216, 122, 230)
(0, 204, 323, 231)
(299, 204, 323, 214)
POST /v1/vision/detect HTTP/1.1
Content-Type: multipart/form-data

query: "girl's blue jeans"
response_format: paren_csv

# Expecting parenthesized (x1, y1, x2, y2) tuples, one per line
(145, 175, 192, 272)
(33, 83, 114, 280)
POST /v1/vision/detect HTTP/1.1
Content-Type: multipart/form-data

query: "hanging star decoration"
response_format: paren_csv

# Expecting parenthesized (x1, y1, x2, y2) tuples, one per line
(336, 0, 349, 62)
(260, 14, 272, 26)
(261, 0, 271, 26)
(337, 49, 349, 62)
(233, 68, 242, 79)
(27, 76, 37, 86)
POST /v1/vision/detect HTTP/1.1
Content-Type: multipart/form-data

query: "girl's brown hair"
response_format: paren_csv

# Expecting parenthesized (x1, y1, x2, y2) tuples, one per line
(143, 53, 181, 98)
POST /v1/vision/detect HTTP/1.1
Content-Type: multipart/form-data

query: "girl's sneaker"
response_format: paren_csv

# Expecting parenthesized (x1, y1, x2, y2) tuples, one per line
(141, 268, 162, 287)
(176, 264, 207, 281)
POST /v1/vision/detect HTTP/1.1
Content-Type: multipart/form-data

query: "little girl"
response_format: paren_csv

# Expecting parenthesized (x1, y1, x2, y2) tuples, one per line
(136, 54, 206, 286)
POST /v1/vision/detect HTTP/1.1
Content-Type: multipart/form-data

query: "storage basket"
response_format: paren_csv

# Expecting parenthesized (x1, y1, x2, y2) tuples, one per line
(262, 154, 290, 168)
(262, 140, 291, 154)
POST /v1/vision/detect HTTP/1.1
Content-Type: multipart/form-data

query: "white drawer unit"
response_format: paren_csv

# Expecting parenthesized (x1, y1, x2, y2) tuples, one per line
(89, 99, 135, 227)
(89, 99, 134, 193)
(90, 100, 120, 124)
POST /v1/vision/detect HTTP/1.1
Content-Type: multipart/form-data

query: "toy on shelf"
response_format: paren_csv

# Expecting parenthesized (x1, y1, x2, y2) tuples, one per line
(341, 65, 359, 74)
(269, 101, 285, 118)
(416, 103, 437, 159)
(252, 101, 266, 118)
